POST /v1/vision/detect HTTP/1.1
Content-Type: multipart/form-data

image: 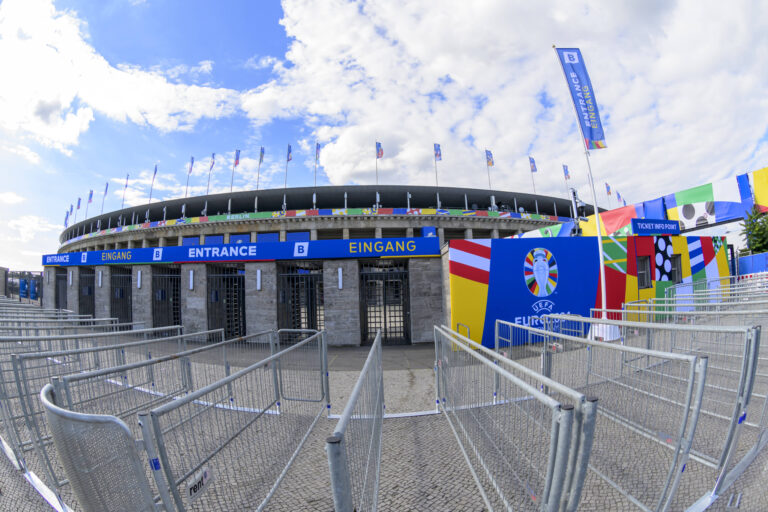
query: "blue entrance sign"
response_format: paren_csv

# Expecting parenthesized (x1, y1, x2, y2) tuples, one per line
(43, 237, 440, 267)
(631, 219, 681, 236)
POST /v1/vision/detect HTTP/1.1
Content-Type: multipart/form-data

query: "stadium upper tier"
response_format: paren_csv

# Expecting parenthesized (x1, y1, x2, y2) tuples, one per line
(58, 185, 592, 251)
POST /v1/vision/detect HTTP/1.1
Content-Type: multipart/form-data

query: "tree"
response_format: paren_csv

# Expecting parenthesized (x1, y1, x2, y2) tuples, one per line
(740, 206, 768, 254)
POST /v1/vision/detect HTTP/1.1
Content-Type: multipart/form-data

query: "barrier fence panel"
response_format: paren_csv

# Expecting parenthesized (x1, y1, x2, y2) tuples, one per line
(0, 325, 181, 470)
(143, 330, 328, 511)
(41, 384, 157, 512)
(327, 330, 384, 511)
(552, 313, 760, 507)
(11, 330, 224, 490)
(435, 325, 596, 512)
(0, 321, 142, 338)
(497, 319, 707, 512)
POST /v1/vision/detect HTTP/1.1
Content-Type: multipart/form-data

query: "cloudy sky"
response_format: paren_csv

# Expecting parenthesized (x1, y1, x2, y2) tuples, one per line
(1, 0, 767, 270)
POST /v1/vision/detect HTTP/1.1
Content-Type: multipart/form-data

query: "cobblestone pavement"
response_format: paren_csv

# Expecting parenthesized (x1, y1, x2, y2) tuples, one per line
(0, 454, 56, 512)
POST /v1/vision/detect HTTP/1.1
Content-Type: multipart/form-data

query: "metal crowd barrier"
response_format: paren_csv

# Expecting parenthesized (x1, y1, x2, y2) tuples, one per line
(0, 325, 182, 471)
(142, 329, 327, 511)
(665, 274, 768, 300)
(435, 325, 596, 512)
(551, 313, 760, 508)
(327, 330, 384, 512)
(11, 330, 224, 490)
(0, 320, 145, 338)
(497, 318, 707, 512)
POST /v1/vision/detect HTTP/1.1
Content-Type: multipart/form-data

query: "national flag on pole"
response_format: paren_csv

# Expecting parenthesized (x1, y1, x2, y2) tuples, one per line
(188, 156, 194, 175)
(153, 164, 157, 180)
(315, 143, 320, 162)
(563, 165, 570, 180)
(64, 210, 69, 226)
(605, 183, 611, 195)
(77, 197, 81, 210)
(209, 153, 215, 171)
(88, 190, 93, 203)
(124, 173, 129, 189)
(623, 199, 627, 207)
(286, 144, 292, 162)
(376, 142, 383, 159)
(259, 147, 264, 164)
(616, 190, 622, 202)
(234, 149, 240, 167)
(69, 204, 73, 215)
(485, 150, 494, 167)
(529, 156, 538, 173)
(555, 47, 607, 149)
(434, 143, 441, 161)
(104, 181, 109, 196)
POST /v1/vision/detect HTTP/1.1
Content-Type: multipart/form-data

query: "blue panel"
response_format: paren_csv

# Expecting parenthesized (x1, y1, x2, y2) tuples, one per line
(258, 233, 279, 243)
(631, 219, 680, 235)
(421, 226, 437, 238)
(230, 234, 250, 244)
(205, 235, 224, 245)
(483, 238, 600, 347)
(286, 231, 310, 242)
(643, 197, 666, 219)
(182, 237, 199, 246)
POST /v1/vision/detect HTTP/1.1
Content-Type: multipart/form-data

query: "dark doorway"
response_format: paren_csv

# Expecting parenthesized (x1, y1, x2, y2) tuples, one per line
(110, 267, 133, 325)
(152, 266, 181, 328)
(55, 268, 67, 310)
(360, 260, 410, 345)
(78, 267, 95, 317)
(277, 261, 324, 332)
(207, 264, 246, 339)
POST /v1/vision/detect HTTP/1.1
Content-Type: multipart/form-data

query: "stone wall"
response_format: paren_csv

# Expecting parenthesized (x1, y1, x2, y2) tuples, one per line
(180, 264, 207, 334)
(42, 268, 55, 309)
(94, 266, 112, 319)
(409, 257, 443, 343)
(323, 259, 361, 346)
(66, 267, 80, 314)
(244, 262, 278, 334)
(0, 267, 7, 297)
(131, 265, 152, 328)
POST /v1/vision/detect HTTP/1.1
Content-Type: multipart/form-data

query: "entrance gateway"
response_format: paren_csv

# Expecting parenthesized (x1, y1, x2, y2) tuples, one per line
(360, 260, 410, 345)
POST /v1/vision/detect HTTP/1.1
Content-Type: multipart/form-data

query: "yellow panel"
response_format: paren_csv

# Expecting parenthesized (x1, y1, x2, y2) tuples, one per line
(715, 240, 729, 276)
(624, 274, 639, 307)
(670, 236, 691, 279)
(449, 274, 489, 345)
(667, 207, 679, 221)
(580, 214, 607, 236)
(753, 167, 768, 209)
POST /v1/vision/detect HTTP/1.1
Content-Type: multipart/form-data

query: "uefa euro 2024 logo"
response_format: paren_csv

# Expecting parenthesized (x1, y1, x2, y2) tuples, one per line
(524, 248, 558, 298)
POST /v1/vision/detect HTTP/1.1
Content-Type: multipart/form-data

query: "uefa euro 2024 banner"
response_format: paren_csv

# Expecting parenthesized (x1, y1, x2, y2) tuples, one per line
(449, 238, 600, 348)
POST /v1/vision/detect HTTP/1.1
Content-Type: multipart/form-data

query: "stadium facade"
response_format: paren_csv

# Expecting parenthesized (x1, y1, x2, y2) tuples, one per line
(43, 185, 578, 346)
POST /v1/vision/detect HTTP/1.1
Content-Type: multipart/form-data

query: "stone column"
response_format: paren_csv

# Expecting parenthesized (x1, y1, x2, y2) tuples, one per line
(42, 268, 55, 309)
(406, 227, 414, 238)
(94, 266, 112, 319)
(159, 237, 166, 247)
(310, 229, 318, 241)
(180, 263, 207, 334)
(279, 229, 286, 242)
(223, 233, 230, 244)
(491, 228, 499, 239)
(244, 262, 278, 334)
(374, 227, 382, 238)
(409, 258, 443, 343)
(250, 231, 257, 242)
(464, 228, 473, 239)
(438, 227, 445, 247)
(132, 265, 153, 328)
(342, 228, 350, 239)
(0, 267, 8, 297)
(323, 260, 360, 346)
(66, 267, 81, 313)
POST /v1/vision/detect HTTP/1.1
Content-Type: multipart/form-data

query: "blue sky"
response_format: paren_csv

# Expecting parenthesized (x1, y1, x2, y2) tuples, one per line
(1, 0, 767, 270)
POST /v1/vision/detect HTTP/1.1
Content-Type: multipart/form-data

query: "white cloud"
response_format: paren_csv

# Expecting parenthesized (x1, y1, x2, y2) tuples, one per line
(237, 0, 768, 206)
(0, 0, 241, 153)
(0, 192, 25, 205)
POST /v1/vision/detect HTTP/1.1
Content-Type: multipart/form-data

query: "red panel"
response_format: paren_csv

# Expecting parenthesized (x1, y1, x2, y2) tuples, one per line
(449, 261, 489, 285)
(594, 266, 627, 310)
(634, 236, 655, 256)
(450, 240, 492, 259)
(699, 236, 715, 265)
(600, 205, 637, 235)
(377, 208, 394, 215)
(626, 236, 637, 277)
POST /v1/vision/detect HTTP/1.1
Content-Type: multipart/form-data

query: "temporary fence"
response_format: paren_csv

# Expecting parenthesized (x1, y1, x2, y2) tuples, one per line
(435, 325, 596, 512)
(664, 274, 768, 300)
(547, 313, 760, 508)
(0, 325, 182, 471)
(10, 330, 224, 490)
(327, 330, 384, 512)
(0, 321, 144, 338)
(143, 329, 327, 511)
(496, 318, 707, 512)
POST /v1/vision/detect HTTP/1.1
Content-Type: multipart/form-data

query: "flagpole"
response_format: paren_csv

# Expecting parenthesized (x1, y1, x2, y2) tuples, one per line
(314, 142, 318, 188)
(375, 157, 378, 186)
(486, 160, 492, 191)
(206, 156, 214, 196)
(122, 175, 128, 210)
(185, 173, 190, 198)
(74, 203, 78, 224)
(85, 198, 90, 220)
(230, 162, 235, 193)
(257, 160, 261, 190)
(563, 169, 570, 203)
(101, 190, 106, 215)
(553, 44, 607, 316)
(530, 171, 536, 194)
(149, 168, 156, 204)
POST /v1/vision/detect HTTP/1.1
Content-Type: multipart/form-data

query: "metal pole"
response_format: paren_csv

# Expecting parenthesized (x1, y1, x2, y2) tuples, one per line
(230, 162, 235, 193)
(326, 435, 353, 511)
(84, 200, 89, 220)
(584, 150, 608, 316)
(257, 160, 261, 190)
(375, 157, 378, 186)
(284, 159, 288, 190)
(486, 161, 492, 190)
(185, 173, 190, 198)
(101, 191, 106, 215)
(531, 170, 536, 194)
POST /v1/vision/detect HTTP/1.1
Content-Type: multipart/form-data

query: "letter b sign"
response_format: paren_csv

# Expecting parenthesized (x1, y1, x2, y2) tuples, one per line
(293, 242, 308, 257)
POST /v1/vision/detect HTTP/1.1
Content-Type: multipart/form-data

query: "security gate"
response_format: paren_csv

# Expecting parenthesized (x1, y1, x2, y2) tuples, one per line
(152, 266, 181, 328)
(55, 268, 67, 310)
(110, 267, 133, 325)
(277, 261, 324, 331)
(360, 260, 410, 345)
(79, 267, 95, 317)
(207, 264, 246, 338)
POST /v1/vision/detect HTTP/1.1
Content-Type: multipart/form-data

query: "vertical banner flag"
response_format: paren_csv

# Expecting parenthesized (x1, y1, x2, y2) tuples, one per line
(485, 150, 494, 166)
(149, 164, 158, 203)
(605, 182, 611, 195)
(616, 190, 622, 202)
(209, 153, 215, 171)
(434, 143, 442, 161)
(104, 181, 109, 196)
(234, 149, 240, 167)
(88, 190, 93, 203)
(69, 204, 73, 215)
(376, 142, 383, 159)
(623, 198, 627, 207)
(259, 147, 264, 164)
(287, 144, 292, 162)
(555, 48, 607, 149)
(64, 210, 69, 227)
(315, 143, 320, 162)
(153, 164, 158, 180)
(529, 156, 538, 173)
(77, 197, 81, 209)
(189, 156, 195, 174)
(122, 173, 129, 209)
(563, 165, 570, 180)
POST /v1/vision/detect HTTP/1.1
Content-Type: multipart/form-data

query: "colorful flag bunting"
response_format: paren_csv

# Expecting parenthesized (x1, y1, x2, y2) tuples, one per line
(77, 197, 81, 209)
(605, 183, 611, 196)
